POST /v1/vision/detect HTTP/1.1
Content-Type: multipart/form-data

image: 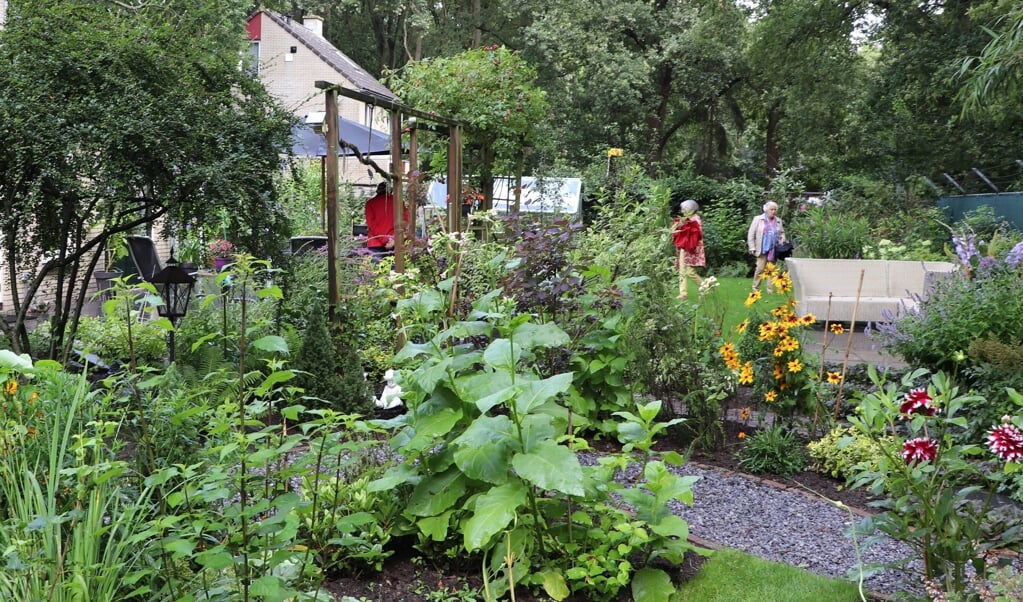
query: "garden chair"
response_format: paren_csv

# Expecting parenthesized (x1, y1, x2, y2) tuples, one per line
(126, 235, 163, 282)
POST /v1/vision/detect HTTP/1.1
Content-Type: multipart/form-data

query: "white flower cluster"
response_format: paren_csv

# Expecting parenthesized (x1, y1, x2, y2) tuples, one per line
(698, 276, 719, 298)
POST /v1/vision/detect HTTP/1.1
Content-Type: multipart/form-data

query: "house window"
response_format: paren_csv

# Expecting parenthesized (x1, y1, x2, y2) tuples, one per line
(246, 41, 260, 77)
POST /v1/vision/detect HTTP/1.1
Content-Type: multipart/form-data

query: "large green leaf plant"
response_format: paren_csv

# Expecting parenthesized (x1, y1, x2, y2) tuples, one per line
(372, 285, 707, 600)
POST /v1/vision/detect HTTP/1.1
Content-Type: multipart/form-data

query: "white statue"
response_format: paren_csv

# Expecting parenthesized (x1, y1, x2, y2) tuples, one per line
(376, 369, 403, 410)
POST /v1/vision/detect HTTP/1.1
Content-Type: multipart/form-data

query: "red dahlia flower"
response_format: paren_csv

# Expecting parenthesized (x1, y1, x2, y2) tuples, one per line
(902, 437, 938, 465)
(900, 388, 937, 417)
(987, 424, 1023, 463)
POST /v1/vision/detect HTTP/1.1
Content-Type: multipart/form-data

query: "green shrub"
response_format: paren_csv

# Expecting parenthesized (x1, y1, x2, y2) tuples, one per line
(877, 262, 1023, 377)
(75, 314, 168, 366)
(807, 426, 893, 482)
(861, 238, 945, 261)
(293, 300, 373, 414)
(737, 425, 807, 477)
(787, 204, 869, 259)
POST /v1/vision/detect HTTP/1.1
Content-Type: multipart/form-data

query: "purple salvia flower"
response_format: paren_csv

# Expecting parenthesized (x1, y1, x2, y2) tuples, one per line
(1006, 242, 1023, 267)
(952, 235, 979, 267)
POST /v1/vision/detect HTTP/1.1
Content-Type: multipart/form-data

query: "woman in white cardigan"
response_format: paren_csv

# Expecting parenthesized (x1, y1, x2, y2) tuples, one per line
(747, 201, 786, 291)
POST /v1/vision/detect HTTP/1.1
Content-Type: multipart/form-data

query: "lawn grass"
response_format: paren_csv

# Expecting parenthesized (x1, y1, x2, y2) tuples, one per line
(686, 276, 788, 337)
(675, 548, 866, 601)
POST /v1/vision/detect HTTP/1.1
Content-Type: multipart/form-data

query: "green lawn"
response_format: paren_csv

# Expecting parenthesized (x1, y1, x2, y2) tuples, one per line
(685, 276, 789, 337)
(675, 548, 867, 601)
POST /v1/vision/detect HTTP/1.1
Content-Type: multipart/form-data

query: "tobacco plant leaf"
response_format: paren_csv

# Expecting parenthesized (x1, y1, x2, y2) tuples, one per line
(514, 372, 574, 414)
(512, 441, 584, 496)
(483, 338, 523, 371)
(453, 415, 516, 483)
(463, 482, 528, 551)
(408, 467, 467, 516)
(510, 321, 571, 349)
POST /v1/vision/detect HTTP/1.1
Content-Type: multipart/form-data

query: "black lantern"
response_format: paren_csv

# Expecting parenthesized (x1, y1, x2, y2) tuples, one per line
(151, 254, 196, 363)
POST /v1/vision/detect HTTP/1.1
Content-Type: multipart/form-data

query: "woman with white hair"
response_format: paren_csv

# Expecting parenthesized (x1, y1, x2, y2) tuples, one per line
(671, 199, 705, 299)
(747, 201, 787, 291)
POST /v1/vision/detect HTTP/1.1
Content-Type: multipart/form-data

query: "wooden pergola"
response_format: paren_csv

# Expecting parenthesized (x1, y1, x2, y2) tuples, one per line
(313, 81, 462, 324)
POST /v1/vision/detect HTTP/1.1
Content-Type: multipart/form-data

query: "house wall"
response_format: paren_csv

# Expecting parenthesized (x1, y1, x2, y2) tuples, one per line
(256, 18, 369, 124)
(255, 16, 391, 190)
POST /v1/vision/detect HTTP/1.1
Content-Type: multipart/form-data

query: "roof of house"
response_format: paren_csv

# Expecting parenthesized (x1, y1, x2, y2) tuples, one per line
(254, 9, 397, 102)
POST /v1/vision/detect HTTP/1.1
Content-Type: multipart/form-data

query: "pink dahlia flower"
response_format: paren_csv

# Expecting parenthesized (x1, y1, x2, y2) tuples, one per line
(900, 388, 937, 417)
(902, 437, 938, 465)
(987, 424, 1023, 463)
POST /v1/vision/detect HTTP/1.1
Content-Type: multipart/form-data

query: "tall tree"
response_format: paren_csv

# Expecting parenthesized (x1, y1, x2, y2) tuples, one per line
(0, 0, 294, 358)
(520, 0, 748, 177)
(854, 0, 1023, 190)
(739, 0, 869, 184)
(958, 3, 1023, 111)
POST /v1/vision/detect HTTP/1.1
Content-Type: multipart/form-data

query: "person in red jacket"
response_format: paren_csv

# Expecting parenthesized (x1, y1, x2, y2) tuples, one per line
(364, 182, 409, 255)
(671, 199, 705, 299)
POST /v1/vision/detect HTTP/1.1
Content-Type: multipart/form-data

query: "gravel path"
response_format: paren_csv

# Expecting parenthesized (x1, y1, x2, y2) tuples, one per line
(579, 453, 921, 599)
(669, 462, 919, 598)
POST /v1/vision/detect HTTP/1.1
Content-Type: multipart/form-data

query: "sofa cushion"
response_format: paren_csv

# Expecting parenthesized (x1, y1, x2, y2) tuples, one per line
(786, 258, 957, 324)
(887, 260, 957, 298)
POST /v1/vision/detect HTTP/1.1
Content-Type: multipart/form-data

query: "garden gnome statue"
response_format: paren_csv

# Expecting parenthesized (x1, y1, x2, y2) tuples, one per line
(376, 369, 403, 410)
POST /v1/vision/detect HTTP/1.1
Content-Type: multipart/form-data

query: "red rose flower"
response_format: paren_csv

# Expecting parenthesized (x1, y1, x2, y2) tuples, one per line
(902, 437, 938, 465)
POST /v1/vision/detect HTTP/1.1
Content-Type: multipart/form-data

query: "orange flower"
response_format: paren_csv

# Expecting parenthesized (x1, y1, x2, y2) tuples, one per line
(764, 390, 778, 403)
(744, 290, 762, 307)
(4, 380, 16, 395)
(739, 406, 751, 421)
(737, 431, 746, 440)
(772, 274, 793, 294)
(736, 319, 749, 334)
(826, 371, 843, 385)
(787, 359, 803, 373)
(829, 323, 845, 335)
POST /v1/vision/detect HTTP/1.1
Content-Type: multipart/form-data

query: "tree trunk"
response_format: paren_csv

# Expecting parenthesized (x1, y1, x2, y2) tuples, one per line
(471, 0, 481, 47)
(765, 105, 781, 183)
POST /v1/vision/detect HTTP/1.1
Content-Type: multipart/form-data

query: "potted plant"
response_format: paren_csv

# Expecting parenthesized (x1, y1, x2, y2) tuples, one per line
(208, 238, 234, 271)
(177, 235, 205, 271)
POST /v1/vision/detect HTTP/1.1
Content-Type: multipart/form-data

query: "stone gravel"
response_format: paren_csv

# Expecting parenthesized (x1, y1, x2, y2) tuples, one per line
(578, 452, 922, 599)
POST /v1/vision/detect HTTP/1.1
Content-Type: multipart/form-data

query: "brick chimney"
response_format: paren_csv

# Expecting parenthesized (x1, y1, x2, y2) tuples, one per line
(303, 14, 323, 37)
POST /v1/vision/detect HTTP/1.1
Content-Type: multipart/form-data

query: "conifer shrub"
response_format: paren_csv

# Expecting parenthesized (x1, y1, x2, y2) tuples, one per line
(293, 300, 373, 414)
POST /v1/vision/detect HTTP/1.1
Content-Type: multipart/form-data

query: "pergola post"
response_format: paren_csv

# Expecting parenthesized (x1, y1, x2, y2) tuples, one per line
(323, 87, 340, 323)
(391, 108, 405, 273)
(448, 125, 462, 233)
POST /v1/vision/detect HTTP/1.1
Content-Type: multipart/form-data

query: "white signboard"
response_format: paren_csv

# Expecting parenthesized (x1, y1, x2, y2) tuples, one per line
(427, 176, 583, 216)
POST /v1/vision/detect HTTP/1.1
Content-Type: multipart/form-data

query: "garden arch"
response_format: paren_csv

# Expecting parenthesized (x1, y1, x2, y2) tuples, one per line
(314, 81, 462, 323)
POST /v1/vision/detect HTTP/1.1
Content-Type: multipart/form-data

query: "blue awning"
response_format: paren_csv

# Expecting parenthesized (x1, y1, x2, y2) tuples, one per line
(289, 113, 390, 158)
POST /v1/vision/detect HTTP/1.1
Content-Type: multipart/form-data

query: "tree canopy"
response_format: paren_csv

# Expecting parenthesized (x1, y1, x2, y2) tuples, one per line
(0, 0, 295, 357)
